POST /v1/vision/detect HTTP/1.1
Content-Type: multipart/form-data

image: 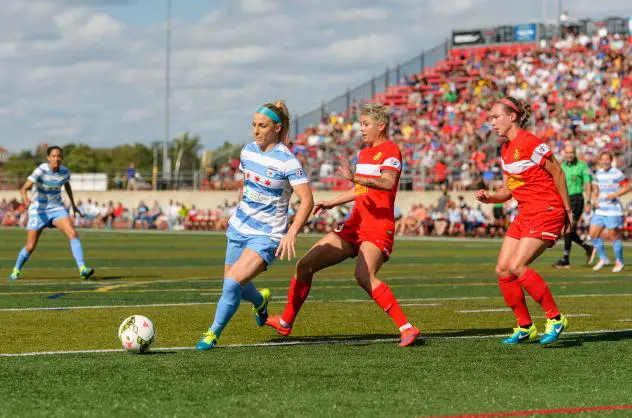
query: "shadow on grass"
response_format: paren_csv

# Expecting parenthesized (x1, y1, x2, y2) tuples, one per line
(545, 330, 632, 349)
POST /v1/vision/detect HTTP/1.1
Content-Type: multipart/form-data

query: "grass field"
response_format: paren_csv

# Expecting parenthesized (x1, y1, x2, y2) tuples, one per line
(1, 228, 631, 417)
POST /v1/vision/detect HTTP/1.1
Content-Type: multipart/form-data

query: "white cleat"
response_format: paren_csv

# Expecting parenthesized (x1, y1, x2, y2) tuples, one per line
(612, 262, 624, 273)
(592, 259, 610, 272)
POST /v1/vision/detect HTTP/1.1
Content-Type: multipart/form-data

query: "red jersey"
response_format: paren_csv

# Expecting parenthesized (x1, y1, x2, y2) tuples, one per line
(500, 130, 563, 216)
(345, 140, 402, 233)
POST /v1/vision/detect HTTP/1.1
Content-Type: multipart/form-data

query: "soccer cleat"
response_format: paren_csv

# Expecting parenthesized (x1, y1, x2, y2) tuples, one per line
(612, 261, 624, 273)
(195, 330, 218, 350)
(585, 245, 596, 265)
(552, 259, 570, 269)
(399, 326, 421, 347)
(540, 315, 568, 346)
(265, 315, 292, 336)
(7, 268, 20, 281)
(252, 288, 271, 327)
(592, 259, 610, 272)
(79, 266, 95, 280)
(501, 324, 538, 345)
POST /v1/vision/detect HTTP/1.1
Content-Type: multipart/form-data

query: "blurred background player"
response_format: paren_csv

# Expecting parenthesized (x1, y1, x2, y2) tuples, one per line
(265, 104, 421, 347)
(8, 146, 94, 281)
(196, 101, 314, 350)
(476, 96, 571, 346)
(553, 143, 594, 268)
(589, 151, 630, 273)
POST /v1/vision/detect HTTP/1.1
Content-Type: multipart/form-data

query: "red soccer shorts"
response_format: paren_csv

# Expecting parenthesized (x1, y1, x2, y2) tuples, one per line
(334, 223, 394, 261)
(506, 209, 566, 247)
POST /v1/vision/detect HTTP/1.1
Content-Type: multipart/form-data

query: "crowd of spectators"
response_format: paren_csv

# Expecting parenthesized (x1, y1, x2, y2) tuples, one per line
(206, 33, 630, 192)
(2, 194, 631, 240)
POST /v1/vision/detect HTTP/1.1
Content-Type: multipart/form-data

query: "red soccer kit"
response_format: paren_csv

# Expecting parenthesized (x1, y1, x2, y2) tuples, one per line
(501, 129, 565, 245)
(335, 140, 402, 259)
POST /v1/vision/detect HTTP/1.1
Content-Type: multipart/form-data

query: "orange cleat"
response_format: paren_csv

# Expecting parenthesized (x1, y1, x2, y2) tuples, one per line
(399, 326, 421, 347)
(265, 315, 292, 336)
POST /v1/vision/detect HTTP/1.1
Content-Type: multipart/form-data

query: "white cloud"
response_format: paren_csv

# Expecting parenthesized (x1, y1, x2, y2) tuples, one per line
(0, 0, 630, 152)
(240, 0, 278, 14)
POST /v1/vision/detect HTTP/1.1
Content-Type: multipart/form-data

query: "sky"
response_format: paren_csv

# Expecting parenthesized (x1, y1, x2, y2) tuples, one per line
(0, 0, 630, 152)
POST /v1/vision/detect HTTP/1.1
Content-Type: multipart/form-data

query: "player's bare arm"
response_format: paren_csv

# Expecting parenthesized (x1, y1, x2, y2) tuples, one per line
(475, 175, 512, 204)
(19, 180, 33, 208)
(313, 187, 355, 215)
(276, 183, 314, 260)
(337, 154, 397, 191)
(606, 182, 630, 200)
(64, 182, 82, 217)
(543, 155, 573, 232)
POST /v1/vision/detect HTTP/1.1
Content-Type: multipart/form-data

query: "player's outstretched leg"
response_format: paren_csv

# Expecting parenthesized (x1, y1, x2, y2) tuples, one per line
(54, 217, 94, 279)
(9, 230, 42, 281)
(197, 249, 266, 350)
(241, 281, 270, 327)
(512, 238, 567, 346)
(356, 242, 421, 347)
(266, 233, 353, 336)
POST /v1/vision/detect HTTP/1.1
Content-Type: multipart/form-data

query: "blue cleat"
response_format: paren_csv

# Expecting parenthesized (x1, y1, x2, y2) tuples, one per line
(501, 324, 538, 344)
(79, 266, 95, 280)
(540, 315, 568, 346)
(253, 288, 271, 327)
(196, 330, 218, 351)
(8, 268, 20, 281)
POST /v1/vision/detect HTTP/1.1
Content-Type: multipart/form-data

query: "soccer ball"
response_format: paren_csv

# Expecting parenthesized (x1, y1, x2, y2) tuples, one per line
(118, 315, 156, 354)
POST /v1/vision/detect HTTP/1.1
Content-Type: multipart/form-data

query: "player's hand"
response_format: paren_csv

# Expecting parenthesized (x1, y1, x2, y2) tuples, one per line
(337, 156, 353, 181)
(606, 193, 617, 200)
(564, 209, 574, 234)
(72, 205, 84, 217)
(313, 201, 334, 215)
(275, 230, 297, 261)
(474, 189, 492, 203)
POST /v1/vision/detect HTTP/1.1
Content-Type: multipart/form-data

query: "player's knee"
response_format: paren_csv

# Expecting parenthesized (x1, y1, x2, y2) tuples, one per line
(24, 243, 36, 253)
(508, 262, 526, 278)
(495, 264, 511, 277)
(295, 257, 314, 278)
(67, 231, 78, 240)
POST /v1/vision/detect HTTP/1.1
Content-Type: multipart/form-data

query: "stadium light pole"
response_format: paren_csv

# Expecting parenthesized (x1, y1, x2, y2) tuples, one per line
(163, 0, 172, 185)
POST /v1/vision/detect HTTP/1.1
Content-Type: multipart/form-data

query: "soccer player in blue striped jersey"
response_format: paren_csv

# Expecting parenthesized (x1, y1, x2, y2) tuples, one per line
(196, 100, 314, 350)
(589, 151, 630, 273)
(8, 146, 95, 281)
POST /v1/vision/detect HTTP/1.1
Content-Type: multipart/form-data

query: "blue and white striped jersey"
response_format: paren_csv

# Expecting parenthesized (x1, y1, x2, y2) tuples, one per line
(594, 167, 626, 217)
(27, 163, 70, 214)
(228, 142, 308, 240)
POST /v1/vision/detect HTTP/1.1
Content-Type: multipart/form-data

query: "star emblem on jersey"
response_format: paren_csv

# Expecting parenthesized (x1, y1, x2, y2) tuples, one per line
(254, 176, 260, 183)
(264, 180, 271, 186)
(513, 149, 520, 160)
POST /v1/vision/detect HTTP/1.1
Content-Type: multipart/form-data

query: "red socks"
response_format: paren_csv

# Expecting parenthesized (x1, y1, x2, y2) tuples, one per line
(281, 277, 311, 325)
(518, 268, 560, 319)
(498, 274, 532, 327)
(371, 282, 409, 329)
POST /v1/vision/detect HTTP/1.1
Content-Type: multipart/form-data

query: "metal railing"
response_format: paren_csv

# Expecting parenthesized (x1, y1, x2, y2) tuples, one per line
(291, 40, 450, 137)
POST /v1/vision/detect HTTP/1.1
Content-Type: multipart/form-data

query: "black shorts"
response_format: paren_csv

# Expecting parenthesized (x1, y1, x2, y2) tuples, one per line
(569, 194, 584, 223)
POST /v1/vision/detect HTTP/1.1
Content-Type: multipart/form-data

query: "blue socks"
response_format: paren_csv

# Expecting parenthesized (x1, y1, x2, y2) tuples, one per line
(241, 281, 263, 307)
(592, 237, 608, 261)
(210, 278, 242, 338)
(613, 240, 624, 264)
(70, 238, 85, 268)
(14, 247, 31, 271)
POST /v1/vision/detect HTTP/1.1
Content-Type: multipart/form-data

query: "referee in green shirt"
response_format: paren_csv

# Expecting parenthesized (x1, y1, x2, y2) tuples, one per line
(553, 143, 595, 268)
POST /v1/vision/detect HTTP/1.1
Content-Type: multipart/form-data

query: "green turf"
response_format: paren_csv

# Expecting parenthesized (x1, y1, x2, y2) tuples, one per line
(1, 229, 631, 417)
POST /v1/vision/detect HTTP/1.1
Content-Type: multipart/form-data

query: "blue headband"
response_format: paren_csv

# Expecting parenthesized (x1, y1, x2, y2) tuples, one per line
(256, 106, 282, 124)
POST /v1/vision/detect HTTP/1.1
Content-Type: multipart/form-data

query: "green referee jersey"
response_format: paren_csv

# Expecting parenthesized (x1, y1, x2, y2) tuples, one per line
(561, 159, 592, 196)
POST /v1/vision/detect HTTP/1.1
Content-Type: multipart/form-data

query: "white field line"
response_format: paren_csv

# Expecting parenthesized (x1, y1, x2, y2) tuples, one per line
(1, 328, 630, 358)
(1, 293, 632, 313)
(457, 309, 592, 318)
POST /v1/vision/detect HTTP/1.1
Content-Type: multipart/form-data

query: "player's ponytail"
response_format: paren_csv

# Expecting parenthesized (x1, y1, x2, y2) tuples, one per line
(261, 100, 290, 145)
(499, 96, 532, 129)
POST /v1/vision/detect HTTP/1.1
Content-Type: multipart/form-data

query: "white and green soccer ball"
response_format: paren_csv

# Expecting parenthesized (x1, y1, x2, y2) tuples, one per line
(118, 315, 156, 354)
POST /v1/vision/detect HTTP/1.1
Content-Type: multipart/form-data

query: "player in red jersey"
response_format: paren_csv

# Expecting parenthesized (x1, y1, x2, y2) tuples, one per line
(265, 104, 421, 347)
(476, 96, 572, 346)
